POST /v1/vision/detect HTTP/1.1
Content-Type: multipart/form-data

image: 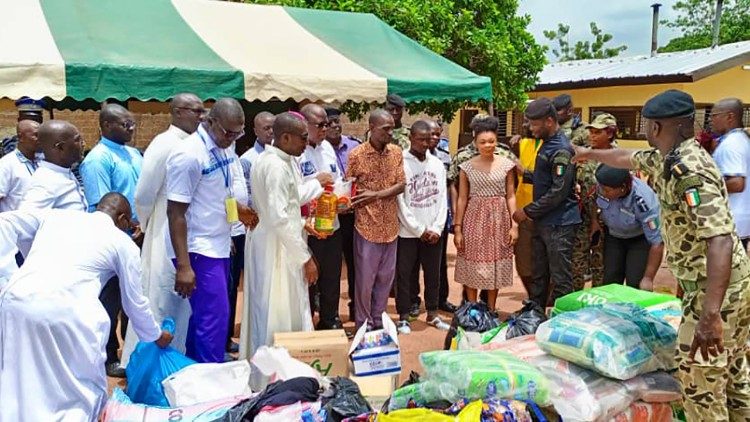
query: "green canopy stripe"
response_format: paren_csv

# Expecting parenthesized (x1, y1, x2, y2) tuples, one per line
(39, 0, 244, 101)
(284, 7, 492, 103)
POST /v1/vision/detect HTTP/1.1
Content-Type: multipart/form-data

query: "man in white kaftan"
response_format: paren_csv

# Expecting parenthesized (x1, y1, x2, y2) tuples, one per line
(121, 93, 204, 367)
(242, 112, 319, 362)
(0, 193, 171, 421)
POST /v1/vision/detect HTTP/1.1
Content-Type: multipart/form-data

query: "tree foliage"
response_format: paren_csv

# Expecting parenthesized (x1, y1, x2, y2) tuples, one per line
(660, 0, 750, 52)
(543, 22, 627, 61)
(242, 0, 546, 121)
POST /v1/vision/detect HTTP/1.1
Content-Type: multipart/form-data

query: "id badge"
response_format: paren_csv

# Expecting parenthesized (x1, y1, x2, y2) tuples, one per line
(225, 197, 239, 223)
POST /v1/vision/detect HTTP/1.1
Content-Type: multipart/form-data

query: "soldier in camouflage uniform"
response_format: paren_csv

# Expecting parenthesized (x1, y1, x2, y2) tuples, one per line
(572, 113, 618, 289)
(553, 94, 589, 147)
(385, 94, 410, 151)
(575, 90, 750, 421)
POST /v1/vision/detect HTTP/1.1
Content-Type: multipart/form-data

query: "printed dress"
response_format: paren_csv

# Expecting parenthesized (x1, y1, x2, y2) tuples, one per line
(455, 157, 515, 290)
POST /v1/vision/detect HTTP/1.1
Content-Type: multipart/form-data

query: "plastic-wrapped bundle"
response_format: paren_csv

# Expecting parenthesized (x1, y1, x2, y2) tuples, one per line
(610, 401, 674, 422)
(390, 350, 550, 410)
(551, 285, 680, 316)
(531, 355, 635, 422)
(536, 304, 677, 380)
(623, 372, 682, 403)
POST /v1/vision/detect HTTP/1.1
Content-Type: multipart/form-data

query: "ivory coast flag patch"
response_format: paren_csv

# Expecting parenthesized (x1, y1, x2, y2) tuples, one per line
(684, 188, 701, 207)
(555, 164, 565, 176)
(647, 217, 660, 230)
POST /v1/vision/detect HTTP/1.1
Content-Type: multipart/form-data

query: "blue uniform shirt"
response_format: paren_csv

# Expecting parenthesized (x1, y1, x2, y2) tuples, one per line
(80, 137, 143, 221)
(596, 177, 662, 245)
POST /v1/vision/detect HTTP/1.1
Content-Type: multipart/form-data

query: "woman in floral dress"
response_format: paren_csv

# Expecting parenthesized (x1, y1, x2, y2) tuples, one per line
(453, 117, 518, 310)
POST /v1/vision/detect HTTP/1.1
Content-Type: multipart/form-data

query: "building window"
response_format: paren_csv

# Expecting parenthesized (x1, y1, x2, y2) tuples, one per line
(591, 107, 644, 139)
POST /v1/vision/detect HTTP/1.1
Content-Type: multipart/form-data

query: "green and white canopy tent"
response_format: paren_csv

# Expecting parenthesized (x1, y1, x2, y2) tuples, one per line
(1, 0, 491, 105)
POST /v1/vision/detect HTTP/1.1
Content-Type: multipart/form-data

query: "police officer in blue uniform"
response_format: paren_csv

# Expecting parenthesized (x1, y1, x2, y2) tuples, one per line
(513, 98, 581, 307)
(595, 165, 665, 290)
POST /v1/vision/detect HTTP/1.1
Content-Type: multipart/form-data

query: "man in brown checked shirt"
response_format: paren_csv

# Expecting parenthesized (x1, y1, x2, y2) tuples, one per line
(347, 109, 406, 330)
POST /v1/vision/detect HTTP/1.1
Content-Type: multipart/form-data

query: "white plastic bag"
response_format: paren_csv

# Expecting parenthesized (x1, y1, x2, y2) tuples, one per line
(162, 360, 252, 407)
(251, 346, 322, 383)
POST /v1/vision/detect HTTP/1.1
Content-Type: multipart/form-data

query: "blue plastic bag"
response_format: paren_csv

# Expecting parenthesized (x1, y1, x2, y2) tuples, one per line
(125, 318, 196, 406)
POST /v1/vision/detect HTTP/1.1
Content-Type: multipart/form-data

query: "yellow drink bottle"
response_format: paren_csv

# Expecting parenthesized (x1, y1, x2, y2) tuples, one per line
(314, 185, 337, 234)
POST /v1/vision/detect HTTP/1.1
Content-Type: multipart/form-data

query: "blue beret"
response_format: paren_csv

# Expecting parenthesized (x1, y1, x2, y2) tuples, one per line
(15, 96, 45, 112)
(642, 90, 695, 119)
(595, 164, 631, 187)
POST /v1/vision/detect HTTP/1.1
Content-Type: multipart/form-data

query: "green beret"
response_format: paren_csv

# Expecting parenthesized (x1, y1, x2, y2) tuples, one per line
(642, 90, 695, 119)
(386, 94, 405, 108)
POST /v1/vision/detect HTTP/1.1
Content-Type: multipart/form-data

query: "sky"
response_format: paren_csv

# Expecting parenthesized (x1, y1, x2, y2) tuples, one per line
(517, 0, 683, 60)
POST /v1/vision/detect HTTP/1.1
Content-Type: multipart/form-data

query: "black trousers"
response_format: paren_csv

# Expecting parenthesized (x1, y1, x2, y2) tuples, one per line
(339, 213, 356, 312)
(100, 277, 128, 364)
(396, 237, 442, 316)
(308, 230, 343, 326)
(227, 234, 245, 345)
(439, 224, 450, 304)
(529, 224, 578, 308)
(603, 233, 650, 288)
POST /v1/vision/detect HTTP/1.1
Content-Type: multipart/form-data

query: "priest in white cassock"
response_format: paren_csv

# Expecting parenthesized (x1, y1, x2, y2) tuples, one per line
(242, 112, 319, 362)
(0, 193, 172, 421)
(120, 93, 204, 367)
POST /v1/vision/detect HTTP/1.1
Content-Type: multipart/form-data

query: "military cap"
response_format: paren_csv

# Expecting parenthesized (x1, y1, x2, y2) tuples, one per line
(15, 96, 45, 113)
(552, 94, 572, 110)
(642, 90, 695, 119)
(595, 164, 631, 187)
(524, 97, 556, 120)
(586, 113, 618, 129)
(325, 106, 341, 118)
(386, 93, 405, 108)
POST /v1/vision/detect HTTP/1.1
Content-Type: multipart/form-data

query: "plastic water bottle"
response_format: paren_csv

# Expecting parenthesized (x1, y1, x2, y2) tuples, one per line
(161, 317, 176, 335)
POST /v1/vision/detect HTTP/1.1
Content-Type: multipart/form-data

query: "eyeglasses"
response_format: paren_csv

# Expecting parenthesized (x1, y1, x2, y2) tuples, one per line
(311, 120, 329, 129)
(176, 106, 206, 116)
(113, 120, 136, 131)
(709, 111, 732, 117)
(214, 120, 245, 141)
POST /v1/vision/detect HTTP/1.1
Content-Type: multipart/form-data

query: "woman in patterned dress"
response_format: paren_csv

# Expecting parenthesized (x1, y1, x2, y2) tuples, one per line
(453, 117, 518, 310)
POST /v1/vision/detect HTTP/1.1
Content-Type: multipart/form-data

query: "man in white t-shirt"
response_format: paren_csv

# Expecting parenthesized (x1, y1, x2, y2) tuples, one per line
(395, 120, 449, 334)
(0, 120, 40, 213)
(711, 98, 750, 250)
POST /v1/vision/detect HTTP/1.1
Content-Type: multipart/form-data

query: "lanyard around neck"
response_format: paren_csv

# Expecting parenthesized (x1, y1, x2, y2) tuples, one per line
(198, 130, 232, 192)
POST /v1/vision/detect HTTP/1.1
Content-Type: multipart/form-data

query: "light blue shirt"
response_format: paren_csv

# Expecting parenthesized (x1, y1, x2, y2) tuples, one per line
(596, 177, 662, 245)
(80, 137, 143, 221)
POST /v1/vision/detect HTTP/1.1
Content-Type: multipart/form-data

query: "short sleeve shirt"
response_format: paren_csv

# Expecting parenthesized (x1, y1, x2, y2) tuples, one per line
(346, 142, 406, 243)
(631, 139, 750, 283)
(712, 129, 750, 238)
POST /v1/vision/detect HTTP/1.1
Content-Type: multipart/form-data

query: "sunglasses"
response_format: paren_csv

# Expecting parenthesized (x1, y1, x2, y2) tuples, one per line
(214, 120, 245, 141)
(176, 106, 207, 116)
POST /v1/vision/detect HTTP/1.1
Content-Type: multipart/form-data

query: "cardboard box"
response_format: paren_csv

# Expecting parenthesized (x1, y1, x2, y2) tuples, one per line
(348, 312, 401, 377)
(273, 329, 349, 377)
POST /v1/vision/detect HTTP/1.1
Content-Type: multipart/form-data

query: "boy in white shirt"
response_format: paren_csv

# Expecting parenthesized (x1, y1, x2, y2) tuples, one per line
(395, 121, 449, 333)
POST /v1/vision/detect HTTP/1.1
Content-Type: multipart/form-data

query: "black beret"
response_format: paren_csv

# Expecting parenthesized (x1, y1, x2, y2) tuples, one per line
(552, 94, 572, 109)
(642, 89, 695, 119)
(325, 107, 341, 118)
(386, 93, 405, 108)
(524, 97, 556, 120)
(595, 164, 631, 187)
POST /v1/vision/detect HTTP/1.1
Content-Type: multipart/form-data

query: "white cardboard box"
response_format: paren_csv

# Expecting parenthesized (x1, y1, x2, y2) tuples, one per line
(348, 312, 401, 377)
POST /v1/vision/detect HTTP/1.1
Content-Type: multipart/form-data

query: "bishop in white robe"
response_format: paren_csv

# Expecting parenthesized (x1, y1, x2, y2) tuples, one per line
(0, 193, 169, 421)
(241, 113, 317, 362)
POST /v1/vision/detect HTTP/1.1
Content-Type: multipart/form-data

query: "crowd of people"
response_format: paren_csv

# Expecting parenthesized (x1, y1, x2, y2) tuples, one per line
(0, 88, 749, 420)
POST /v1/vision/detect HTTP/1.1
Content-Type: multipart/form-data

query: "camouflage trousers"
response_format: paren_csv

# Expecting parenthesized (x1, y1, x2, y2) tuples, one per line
(572, 212, 604, 290)
(676, 276, 750, 421)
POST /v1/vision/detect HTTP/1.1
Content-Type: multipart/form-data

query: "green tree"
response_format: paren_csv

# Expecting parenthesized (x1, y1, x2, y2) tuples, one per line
(544, 22, 627, 61)
(660, 0, 750, 52)
(242, 0, 546, 121)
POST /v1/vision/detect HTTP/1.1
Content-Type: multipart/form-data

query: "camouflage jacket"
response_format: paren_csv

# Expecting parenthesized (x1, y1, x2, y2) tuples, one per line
(447, 142, 514, 184)
(631, 139, 750, 283)
(561, 117, 589, 147)
(391, 126, 410, 151)
(576, 158, 600, 221)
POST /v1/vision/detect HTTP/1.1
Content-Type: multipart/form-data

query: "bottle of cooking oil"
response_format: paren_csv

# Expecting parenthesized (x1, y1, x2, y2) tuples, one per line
(314, 185, 337, 234)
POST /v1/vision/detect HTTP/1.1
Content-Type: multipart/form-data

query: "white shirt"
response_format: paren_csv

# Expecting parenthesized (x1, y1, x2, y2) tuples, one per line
(229, 144, 249, 237)
(713, 128, 750, 238)
(239, 142, 266, 209)
(166, 125, 234, 258)
(20, 161, 87, 211)
(0, 150, 37, 212)
(298, 140, 341, 230)
(397, 150, 448, 238)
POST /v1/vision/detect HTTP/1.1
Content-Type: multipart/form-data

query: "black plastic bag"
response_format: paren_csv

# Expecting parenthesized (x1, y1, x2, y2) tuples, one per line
(443, 301, 500, 350)
(506, 301, 547, 340)
(322, 377, 372, 422)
